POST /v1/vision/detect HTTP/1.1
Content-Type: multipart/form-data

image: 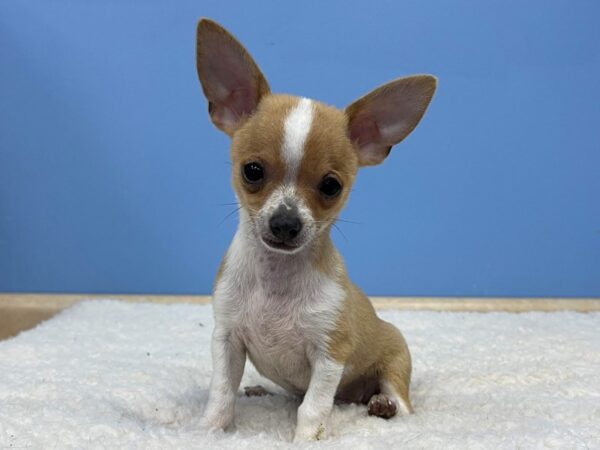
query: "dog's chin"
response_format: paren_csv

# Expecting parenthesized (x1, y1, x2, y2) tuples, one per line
(260, 236, 306, 255)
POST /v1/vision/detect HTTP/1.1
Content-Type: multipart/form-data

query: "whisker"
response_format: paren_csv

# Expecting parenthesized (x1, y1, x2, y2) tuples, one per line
(335, 218, 361, 225)
(332, 223, 348, 243)
(312, 218, 361, 226)
(218, 206, 242, 226)
(215, 202, 241, 207)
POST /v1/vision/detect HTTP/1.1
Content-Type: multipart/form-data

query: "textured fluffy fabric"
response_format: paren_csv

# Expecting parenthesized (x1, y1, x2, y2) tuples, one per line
(1, 300, 599, 449)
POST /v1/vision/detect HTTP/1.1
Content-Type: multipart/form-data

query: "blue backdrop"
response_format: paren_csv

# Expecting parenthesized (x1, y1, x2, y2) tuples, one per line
(1, 1, 599, 296)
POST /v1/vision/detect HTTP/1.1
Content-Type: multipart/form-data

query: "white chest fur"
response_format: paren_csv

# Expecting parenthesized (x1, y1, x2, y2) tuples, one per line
(213, 221, 345, 393)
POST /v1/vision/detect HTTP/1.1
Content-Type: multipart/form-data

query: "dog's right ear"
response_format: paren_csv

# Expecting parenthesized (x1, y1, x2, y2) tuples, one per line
(196, 19, 270, 136)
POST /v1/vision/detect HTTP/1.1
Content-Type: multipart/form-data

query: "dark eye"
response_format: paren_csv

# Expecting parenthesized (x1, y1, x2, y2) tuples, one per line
(319, 175, 342, 199)
(242, 162, 264, 184)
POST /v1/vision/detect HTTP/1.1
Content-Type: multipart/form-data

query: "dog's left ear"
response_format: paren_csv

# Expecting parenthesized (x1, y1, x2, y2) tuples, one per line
(346, 75, 437, 166)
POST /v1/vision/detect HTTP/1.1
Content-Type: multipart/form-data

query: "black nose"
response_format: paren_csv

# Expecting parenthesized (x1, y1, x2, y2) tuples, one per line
(269, 210, 303, 241)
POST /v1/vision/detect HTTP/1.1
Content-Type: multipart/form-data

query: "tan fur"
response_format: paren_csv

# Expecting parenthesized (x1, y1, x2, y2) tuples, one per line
(230, 96, 359, 225)
(328, 279, 413, 410)
(224, 91, 414, 409)
(197, 19, 436, 432)
(346, 75, 437, 166)
(196, 19, 270, 136)
(296, 102, 358, 224)
(212, 87, 414, 414)
(229, 95, 292, 213)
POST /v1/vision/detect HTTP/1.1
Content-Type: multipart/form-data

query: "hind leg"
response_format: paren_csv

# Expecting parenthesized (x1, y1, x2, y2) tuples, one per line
(243, 385, 271, 397)
(367, 380, 412, 418)
(368, 324, 413, 418)
(335, 373, 380, 405)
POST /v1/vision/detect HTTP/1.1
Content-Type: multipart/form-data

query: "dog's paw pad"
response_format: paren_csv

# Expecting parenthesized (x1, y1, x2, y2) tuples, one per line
(244, 385, 271, 397)
(367, 394, 397, 418)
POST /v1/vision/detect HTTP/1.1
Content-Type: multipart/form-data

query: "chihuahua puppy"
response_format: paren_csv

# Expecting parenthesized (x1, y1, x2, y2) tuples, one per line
(196, 19, 436, 441)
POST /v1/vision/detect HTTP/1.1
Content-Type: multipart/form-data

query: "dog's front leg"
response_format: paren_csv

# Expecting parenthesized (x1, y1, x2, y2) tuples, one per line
(201, 326, 246, 430)
(294, 357, 344, 442)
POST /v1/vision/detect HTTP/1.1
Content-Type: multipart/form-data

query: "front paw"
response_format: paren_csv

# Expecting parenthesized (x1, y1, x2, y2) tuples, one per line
(293, 422, 326, 442)
(199, 409, 234, 431)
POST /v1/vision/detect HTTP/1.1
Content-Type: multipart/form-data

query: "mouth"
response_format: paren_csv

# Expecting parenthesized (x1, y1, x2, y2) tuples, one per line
(261, 236, 301, 253)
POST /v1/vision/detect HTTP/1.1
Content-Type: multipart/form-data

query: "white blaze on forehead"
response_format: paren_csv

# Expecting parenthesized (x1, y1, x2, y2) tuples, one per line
(281, 98, 313, 179)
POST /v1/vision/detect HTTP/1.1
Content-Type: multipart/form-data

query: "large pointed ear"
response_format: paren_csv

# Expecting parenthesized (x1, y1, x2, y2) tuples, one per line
(196, 19, 270, 136)
(345, 75, 437, 166)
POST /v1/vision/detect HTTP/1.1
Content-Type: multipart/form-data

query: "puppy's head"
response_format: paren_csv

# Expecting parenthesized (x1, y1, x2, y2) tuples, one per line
(196, 19, 436, 254)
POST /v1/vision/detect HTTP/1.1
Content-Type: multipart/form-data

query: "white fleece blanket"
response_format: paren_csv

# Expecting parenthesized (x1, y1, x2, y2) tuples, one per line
(1, 300, 599, 449)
